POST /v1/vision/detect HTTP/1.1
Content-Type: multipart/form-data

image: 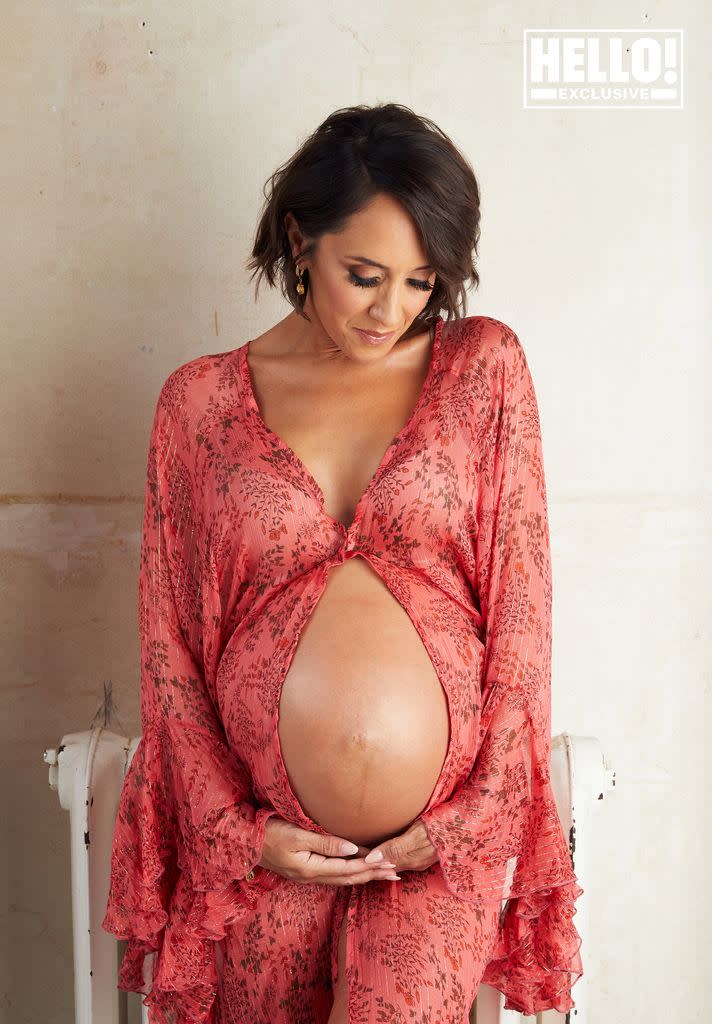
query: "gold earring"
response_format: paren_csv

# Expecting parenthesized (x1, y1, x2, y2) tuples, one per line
(295, 261, 305, 295)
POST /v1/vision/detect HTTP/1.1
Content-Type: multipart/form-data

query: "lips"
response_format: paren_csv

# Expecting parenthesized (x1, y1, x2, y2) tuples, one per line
(355, 328, 396, 345)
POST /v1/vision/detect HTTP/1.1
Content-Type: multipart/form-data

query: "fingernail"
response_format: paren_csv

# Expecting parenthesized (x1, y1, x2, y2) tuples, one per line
(340, 842, 359, 855)
(365, 850, 384, 863)
(380, 862, 397, 869)
(385, 874, 401, 881)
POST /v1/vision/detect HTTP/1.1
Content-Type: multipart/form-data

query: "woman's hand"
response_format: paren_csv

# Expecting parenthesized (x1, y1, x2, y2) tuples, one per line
(258, 817, 402, 886)
(363, 818, 439, 873)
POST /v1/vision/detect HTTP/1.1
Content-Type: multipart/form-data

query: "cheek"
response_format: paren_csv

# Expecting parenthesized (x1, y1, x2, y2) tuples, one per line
(412, 290, 433, 316)
(320, 273, 363, 316)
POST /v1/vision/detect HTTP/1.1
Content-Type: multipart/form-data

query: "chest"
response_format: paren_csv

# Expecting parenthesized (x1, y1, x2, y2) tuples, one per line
(241, 343, 435, 532)
(208, 324, 483, 635)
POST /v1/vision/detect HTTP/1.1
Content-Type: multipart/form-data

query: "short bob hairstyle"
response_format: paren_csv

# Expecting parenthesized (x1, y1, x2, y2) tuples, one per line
(246, 102, 481, 342)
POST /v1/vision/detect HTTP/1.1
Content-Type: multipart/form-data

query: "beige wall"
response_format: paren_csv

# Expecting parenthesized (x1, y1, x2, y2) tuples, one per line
(2, 5, 709, 1022)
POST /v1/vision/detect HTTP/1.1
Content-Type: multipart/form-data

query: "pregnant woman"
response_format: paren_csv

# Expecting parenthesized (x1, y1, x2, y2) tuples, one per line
(103, 103, 584, 1024)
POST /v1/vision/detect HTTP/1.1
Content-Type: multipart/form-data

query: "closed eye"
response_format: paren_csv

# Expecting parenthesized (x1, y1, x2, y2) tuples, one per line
(348, 271, 433, 292)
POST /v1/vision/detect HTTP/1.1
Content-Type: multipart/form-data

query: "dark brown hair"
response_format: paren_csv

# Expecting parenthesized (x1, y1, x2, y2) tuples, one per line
(245, 102, 481, 341)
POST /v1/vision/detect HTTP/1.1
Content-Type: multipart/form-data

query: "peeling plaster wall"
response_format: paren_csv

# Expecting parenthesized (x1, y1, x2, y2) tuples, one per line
(1, 5, 709, 1022)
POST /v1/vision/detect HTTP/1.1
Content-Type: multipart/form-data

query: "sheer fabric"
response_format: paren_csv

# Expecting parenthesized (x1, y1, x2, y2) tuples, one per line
(102, 314, 583, 1022)
(417, 333, 584, 1010)
(101, 389, 280, 1021)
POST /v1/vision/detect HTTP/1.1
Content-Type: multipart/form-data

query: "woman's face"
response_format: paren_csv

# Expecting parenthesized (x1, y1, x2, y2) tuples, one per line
(285, 193, 438, 362)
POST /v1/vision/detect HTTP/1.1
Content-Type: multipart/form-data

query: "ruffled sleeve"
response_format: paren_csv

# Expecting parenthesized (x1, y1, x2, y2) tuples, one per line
(101, 383, 279, 1024)
(417, 329, 584, 1016)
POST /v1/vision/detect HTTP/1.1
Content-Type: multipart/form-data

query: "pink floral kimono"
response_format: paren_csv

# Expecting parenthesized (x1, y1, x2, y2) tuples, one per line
(102, 314, 583, 1022)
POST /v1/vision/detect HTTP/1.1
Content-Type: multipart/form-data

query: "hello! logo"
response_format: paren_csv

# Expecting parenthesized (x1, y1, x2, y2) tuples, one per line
(523, 29, 683, 108)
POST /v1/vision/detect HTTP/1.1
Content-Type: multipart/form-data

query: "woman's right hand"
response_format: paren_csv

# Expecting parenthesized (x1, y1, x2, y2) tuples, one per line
(258, 816, 401, 886)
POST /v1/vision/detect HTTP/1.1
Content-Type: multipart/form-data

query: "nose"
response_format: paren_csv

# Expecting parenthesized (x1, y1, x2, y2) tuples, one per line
(368, 282, 406, 325)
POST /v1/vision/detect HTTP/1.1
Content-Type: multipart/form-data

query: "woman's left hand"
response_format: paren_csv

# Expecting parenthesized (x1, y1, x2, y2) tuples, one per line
(361, 818, 439, 874)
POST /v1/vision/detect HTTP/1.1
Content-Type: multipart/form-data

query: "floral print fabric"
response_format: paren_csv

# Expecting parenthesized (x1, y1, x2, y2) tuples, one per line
(102, 314, 583, 1022)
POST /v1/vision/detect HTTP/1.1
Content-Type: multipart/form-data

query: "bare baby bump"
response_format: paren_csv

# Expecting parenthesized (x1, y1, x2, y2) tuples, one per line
(277, 556, 450, 846)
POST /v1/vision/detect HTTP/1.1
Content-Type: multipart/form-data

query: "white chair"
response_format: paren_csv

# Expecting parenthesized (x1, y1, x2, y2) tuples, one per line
(44, 728, 613, 1024)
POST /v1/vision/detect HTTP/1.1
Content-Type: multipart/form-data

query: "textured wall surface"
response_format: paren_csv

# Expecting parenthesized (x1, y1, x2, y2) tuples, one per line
(1, 4, 709, 1022)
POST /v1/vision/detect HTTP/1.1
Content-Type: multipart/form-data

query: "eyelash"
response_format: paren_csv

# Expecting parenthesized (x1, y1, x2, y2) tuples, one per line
(348, 271, 434, 292)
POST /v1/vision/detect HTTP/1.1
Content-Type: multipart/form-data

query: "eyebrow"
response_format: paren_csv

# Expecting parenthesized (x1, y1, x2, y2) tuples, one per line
(345, 254, 434, 272)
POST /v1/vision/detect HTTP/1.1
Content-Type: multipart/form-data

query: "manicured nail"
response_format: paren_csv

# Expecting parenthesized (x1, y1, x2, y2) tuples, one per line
(384, 874, 401, 881)
(340, 842, 359, 855)
(365, 850, 384, 863)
